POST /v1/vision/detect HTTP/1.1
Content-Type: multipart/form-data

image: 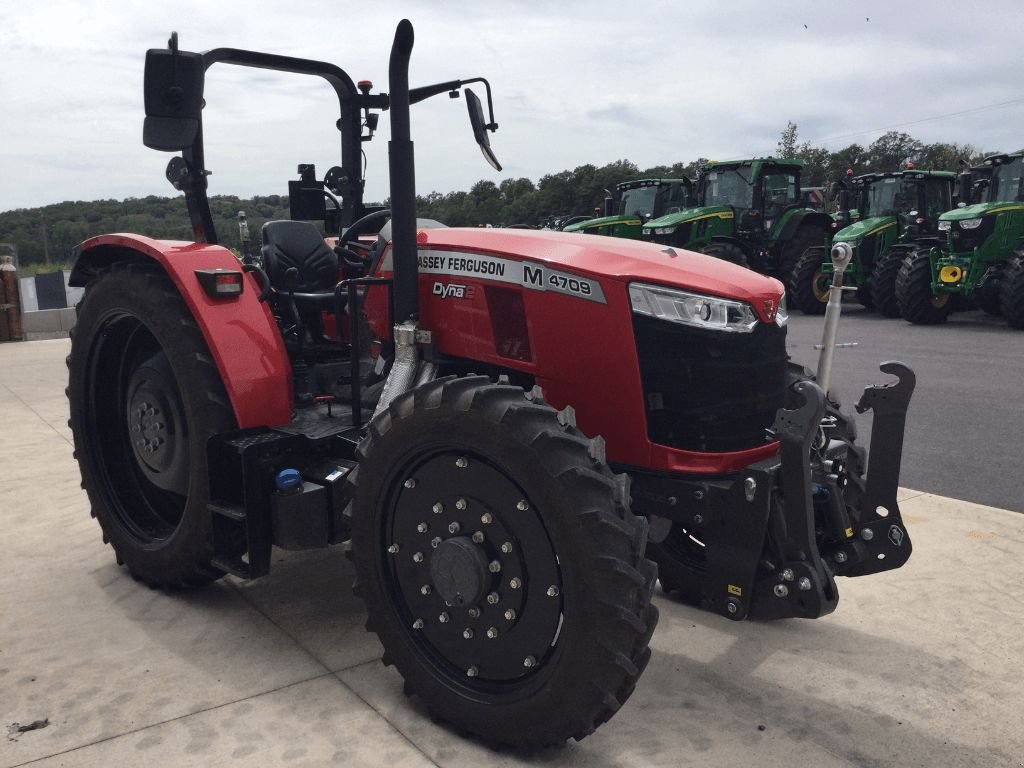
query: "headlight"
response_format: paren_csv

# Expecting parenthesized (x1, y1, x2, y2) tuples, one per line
(958, 218, 983, 230)
(647, 226, 677, 235)
(938, 220, 951, 231)
(774, 293, 789, 328)
(629, 282, 760, 333)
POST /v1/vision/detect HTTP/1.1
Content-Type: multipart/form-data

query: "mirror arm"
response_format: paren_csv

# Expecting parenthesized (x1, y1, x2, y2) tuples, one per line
(459, 77, 498, 130)
(408, 76, 498, 132)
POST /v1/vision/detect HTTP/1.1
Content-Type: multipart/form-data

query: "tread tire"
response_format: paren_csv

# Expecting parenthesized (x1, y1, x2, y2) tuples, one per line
(701, 241, 749, 268)
(896, 249, 952, 325)
(346, 376, 658, 749)
(871, 249, 905, 318)
(67, 262, 236, 587)
(1000, 254, 1024, 329)
(779, 226, 824, 288)
(789, 247, 829, 315)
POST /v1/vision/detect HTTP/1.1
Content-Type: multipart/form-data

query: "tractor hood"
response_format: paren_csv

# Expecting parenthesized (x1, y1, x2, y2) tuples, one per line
(834, 215, 895, 245)
(388, 227, 783, 323)
(562, 214, 640, 233)
(642, 205, 734, 233)
(939, 201, 1024, 220)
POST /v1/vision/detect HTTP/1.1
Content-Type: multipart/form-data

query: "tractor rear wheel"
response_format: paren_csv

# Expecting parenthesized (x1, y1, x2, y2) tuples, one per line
(870, 249, 905, 318)
(789, 247, 829, 314)
(347, 376, 658, 748)
(67, 262, 236, 586)
(1000, 254, 1024, 329)
(897, 249, 951, 325)
(701, 241, 748, 268)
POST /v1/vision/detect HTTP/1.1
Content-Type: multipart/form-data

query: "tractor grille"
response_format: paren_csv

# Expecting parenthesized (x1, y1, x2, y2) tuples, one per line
(632, 314, 788, 453)
(949, 217, 996, 254)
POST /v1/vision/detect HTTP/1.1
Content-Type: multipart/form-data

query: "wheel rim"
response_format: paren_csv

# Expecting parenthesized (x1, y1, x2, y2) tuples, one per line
(84, 310, 189, 544)
(379, 450, 564, 689)
(812, 269, 831, 303)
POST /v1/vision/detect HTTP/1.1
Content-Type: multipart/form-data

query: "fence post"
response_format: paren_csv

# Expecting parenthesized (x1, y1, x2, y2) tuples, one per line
(0, 255, 24, 342)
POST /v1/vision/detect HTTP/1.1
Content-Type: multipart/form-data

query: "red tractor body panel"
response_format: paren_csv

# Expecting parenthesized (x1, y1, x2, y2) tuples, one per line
(370, 228, 784, 474)
(76, 235, 293, 429)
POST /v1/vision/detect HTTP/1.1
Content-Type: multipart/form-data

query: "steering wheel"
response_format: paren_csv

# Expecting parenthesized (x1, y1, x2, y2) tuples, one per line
(336, 209, 392, 267)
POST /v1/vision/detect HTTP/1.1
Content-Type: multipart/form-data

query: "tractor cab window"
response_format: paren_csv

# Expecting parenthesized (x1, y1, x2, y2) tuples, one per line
(990, 157, 1024, 202)
(923, 179, 952, 223)
(619, 186, 659, 218)
(866, 177, 913, 217)
(702, 168, 753, 208)
(761, 172, 798, 217)
(661, 183, 691, 214)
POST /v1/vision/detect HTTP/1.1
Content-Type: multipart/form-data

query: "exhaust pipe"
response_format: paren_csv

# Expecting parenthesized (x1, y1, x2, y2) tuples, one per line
(815, 242, 853, 395)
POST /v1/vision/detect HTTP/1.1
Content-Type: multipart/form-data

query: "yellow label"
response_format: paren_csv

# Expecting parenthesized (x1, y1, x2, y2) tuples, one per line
(727, 584, 742, 596)
(845, 527, 854, 538)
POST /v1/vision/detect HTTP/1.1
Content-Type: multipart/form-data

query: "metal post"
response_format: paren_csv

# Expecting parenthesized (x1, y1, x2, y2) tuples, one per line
(815, 242, 853, 395)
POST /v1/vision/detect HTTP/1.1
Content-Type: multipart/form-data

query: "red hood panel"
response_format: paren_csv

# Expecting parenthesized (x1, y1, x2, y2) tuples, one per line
(416, 228, 785, 323)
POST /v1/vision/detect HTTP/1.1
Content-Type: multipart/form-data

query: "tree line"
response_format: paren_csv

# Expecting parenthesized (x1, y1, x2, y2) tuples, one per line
(0, 124, 995, 269)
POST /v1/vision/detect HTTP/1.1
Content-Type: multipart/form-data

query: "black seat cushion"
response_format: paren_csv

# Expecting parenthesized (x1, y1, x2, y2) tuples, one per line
(261, 220, 338, 294)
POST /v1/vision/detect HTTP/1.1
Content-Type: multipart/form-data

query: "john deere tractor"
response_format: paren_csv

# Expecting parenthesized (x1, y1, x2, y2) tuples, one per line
(641, 158, 832, 285)
(790, 169, 955, 316)
(561, 178, 694, 238)
(897, 151, 1024, 326)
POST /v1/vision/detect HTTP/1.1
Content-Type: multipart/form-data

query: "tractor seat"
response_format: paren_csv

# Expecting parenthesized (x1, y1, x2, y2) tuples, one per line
(261, 220, 340, 307)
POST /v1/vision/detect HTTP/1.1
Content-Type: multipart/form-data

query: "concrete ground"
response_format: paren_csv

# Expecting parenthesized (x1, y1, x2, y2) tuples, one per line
(2, 338, 1022, 768)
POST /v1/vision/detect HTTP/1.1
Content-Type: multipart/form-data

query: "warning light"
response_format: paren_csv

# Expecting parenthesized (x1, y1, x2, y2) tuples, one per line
(195, 269, 244, 298)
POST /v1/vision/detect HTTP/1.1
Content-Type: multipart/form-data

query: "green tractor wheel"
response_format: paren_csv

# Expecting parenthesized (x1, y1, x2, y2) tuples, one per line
(779, 226, 824, 289)
(701, 241, 749, 268)
(974, 266, 1003, 316)
(871, 249, 905, 318)
(789, 248, 829, 315)
(999, 254, 1024, 329)
(896, 249, 952, 325)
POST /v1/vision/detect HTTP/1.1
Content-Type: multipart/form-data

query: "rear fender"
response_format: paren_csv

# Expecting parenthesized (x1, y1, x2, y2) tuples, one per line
(71, 234, 292, 428)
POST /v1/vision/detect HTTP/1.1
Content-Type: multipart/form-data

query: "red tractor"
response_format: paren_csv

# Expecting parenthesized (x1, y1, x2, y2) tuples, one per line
(67, 21, 916, 748)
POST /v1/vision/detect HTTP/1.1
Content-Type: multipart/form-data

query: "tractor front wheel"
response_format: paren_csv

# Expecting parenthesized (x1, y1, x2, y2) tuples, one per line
(779, 226, 824, 289)
(347, 377, 657, 748)
(1000, 254, 1024, 328)
(67, 262, 236, 586)
(701, 241, 748, 268)
(896, 249, 951, 325)
(870, 250, 904, 318)
(789, 247, 830, 315)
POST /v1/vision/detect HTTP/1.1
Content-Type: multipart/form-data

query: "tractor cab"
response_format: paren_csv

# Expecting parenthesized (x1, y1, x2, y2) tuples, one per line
(855, 170, 954, 240)
(699, 159, 802, 236)
(560, 178, 693, 238)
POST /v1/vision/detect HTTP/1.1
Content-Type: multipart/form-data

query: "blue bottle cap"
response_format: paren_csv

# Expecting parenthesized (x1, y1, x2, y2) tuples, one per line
(275, 468, 302, 491)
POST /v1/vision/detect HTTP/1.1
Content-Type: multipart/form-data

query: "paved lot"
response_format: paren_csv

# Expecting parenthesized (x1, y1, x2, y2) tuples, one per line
(3, 339, 1024, 767)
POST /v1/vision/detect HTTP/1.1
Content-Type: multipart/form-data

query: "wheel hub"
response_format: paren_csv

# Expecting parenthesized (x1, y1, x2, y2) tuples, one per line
(430, 536, 490, 608)
(125, 352, 188, 494)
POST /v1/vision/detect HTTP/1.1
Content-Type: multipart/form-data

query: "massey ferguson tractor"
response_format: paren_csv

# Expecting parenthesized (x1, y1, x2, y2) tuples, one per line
(66, 21, 917, 748)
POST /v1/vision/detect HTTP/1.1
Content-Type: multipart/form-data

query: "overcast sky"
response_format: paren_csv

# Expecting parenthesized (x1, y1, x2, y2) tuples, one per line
(2, 0, 1024, 214)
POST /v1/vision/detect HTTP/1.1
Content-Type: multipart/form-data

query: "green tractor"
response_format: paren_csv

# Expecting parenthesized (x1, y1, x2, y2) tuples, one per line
(641, 158, 832, 283)
(790, 168, 955, 316)
(561, 178, 694, 238)
(897, 151, 1024, 327)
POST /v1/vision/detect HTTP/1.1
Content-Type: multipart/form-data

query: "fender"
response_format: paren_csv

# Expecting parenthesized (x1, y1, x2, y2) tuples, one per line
(777, 209, 832, 242)
(70, 234, 293, 429)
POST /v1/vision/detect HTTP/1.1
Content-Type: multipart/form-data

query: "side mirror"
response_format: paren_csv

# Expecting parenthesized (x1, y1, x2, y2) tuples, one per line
(143, 34, 205, 151)
(466, 88, 501, 172)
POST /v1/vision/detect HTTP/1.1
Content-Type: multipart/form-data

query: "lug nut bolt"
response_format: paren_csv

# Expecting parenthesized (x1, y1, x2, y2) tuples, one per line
(448, 522, 461, 534)
(432, 502, 444, 514)
(781, 568, 795, 582)
(431, 536, 442, 549)
(456, 457, 468, 468)
(404, 478, 416, 489)
(501, 542, 513, 553)
(387, 544, 400, 554)
(486, 627, 498, 639)
(546, 585, 559, 597)
(516, 500, 529, 511)
(468, 607, 480, 618)
(463, 628, 474, 639)
(412, 619, 424, 629)
(420, 585, 431, 595)
(523, 656, 536, 668)
(504, 609, 516, 621)
(417, 523, 428, 533)
(439, 612, 449, 623)
(456, 498, 467, 510)
(488, 560, 502, 573)
(509, 577, 522, 590)
(466, 666, 478, 677)
(798, 577, 812, 591)
(472, 531, 485, 544)
(486, 592, 499, 604)
(480, 513, 493, 525)
(412, 552, 424, 563)
(774, 584, 789, 598)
